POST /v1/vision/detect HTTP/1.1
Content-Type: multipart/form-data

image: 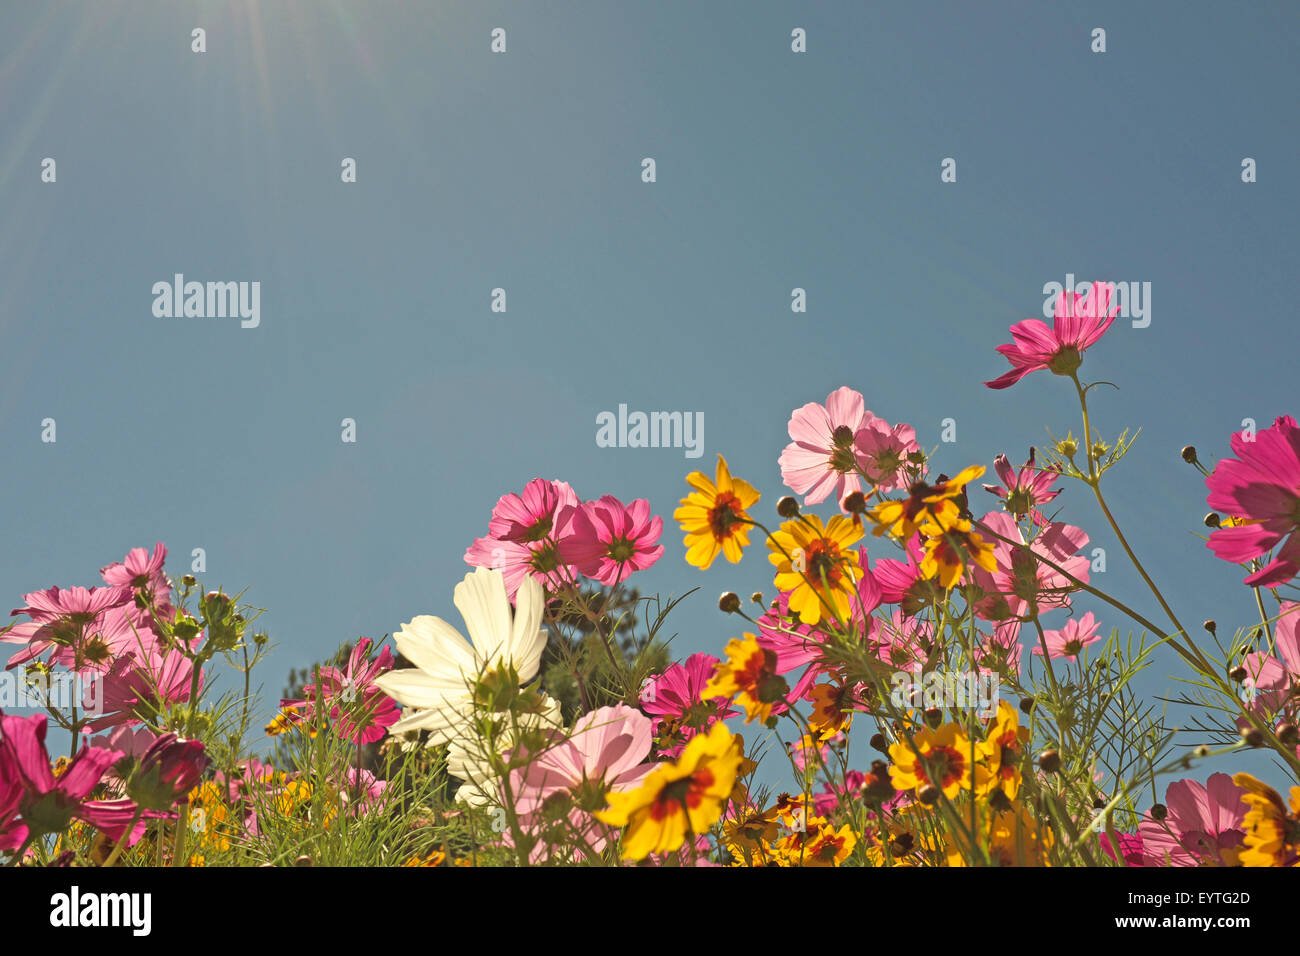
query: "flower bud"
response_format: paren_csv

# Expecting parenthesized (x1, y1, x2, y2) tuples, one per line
(842, 491, 867, 514)
(1276, 723, 1299, 746)
(1203, 620, 1217, 634)
(923, 707, 943, 729)
(869, 732, 887, 753)
(181, 574, 197, 588)
(1018, 696, 1035, 714)
(777, 496, 800, 518)
(1204, 512, 1221, 528)
(718, 592, 741, 614)
(126, 734, 211, 811)
(917, 784, 940, 805)
(1229, 665, 1247, 683)
(1194, 744, 1211, 759)
(1242, 728, 1265, 748)
(1181, 445, 1198, 464)
(1149, 803, 1167, 821)
(750, 592, 764, 606)
(1038, 750, 1061, 774)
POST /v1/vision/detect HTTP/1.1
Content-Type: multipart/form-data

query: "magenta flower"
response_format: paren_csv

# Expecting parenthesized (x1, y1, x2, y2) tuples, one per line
(778, 386, 878, 510)
(100, 542, 171, 607)
(855, 418, 922, 493)
(813, 770, 866, 817)
(126, 733, 210, 811)
(985, 282, 1119, 389)
(1139, 773, 1247, 867)
(1206, 415, 1300, 587)
(1100, 830, 1145, 866)
(565, 495, 665, 586)
(872, 534, 937, 616)
(3, 585, 145, 672)
(983, 449, 1061, 526)
(639, 653, 736, 757)
(0, 710, 154, 845)
(86, 644, 202, 732)
(1032, 612, 1103, 662)
(279, 637, 398, 745)
(971, 511, 1090, 621)
(754, 592, 831, 706)
(486, 479, 579, 544)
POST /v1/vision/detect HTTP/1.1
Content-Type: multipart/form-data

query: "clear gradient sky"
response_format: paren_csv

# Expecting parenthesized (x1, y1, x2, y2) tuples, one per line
(2, 1, 1298, 788)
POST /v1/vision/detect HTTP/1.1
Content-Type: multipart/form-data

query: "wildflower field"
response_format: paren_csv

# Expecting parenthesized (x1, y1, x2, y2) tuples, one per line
(3, 282, 1297, 878)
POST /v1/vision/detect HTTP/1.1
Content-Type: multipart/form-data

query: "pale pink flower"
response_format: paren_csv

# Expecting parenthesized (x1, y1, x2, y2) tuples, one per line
(971, 511, 1090, 621)
(86, 644, 202, 732)
(1032, 612, 1103, 662)
(1238, 601, 1300, 719)
(1139, 773, 1247, 867)
(506, 705, 655, 862)
(778, 386, 878, 509)
(3, 585, 145, 672)
(855, 418, 922, 493)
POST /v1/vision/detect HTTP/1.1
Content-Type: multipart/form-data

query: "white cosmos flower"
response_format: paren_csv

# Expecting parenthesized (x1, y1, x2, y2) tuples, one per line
(374, 566, 550, 739)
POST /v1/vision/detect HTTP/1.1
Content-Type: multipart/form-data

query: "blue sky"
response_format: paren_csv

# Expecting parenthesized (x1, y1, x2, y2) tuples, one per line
(2, 1, 1298, 792)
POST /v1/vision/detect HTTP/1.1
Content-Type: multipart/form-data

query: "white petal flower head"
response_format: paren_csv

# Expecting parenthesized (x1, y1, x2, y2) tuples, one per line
(374, 567, 548, 737)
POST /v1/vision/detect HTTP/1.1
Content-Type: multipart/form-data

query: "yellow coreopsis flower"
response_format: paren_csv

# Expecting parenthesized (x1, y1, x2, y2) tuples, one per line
(1233, 772, 1300, 867)
(945, 803, 1053, 867)
(767, 513, 864, 625)
(867, 465, 985, 540)
(888, 721, 994, 800)
(809, 682, 854, 736)
(702, 634, 786, 724)
(918, 517, 997, 589)
(596, 721, 744, 861)
(983, 700, 1029, 800)
(675, 454, 761, 569)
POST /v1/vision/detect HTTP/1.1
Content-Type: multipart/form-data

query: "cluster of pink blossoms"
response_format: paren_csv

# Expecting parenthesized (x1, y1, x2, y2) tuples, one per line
(464, 479, 664, 600)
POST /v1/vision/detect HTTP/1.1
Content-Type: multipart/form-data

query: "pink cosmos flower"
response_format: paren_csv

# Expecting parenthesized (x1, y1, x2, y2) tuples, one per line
(855, 418, 923, 493)
(507, 704, 655, 861)
(974, 620, 1024, 676)
(971, 511, 1090, 621)
(486, 479, 580, 544)
(1139, 773, 1247, 867)
(3, 585, 146, 672)
(755, 593, 833, 706)
(565, 495, 664, 586)
(983, 449, 1061, 526)
(985, 282, 1119, 389)
(126, 733, 210, 811)
(813, 770, 866, 817)
(100, 543, 171, 607)
(1205, 415, 1300, 587)
(867, 609, 934, 670)
(778, 386, 878, 510)
(86, 643, 203, 732)
(0, 710, 154, 846)
(1238, 601, 1300, 719)
(871, 535, 938, 616)
(278, 637, 399, 745)
(1100, 830, 1145, 866)
(342, 767, 388, 813)
(465, 479, 585, 601)
(639, 654, 736, 757)
(1031, 612, 1103, 662)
